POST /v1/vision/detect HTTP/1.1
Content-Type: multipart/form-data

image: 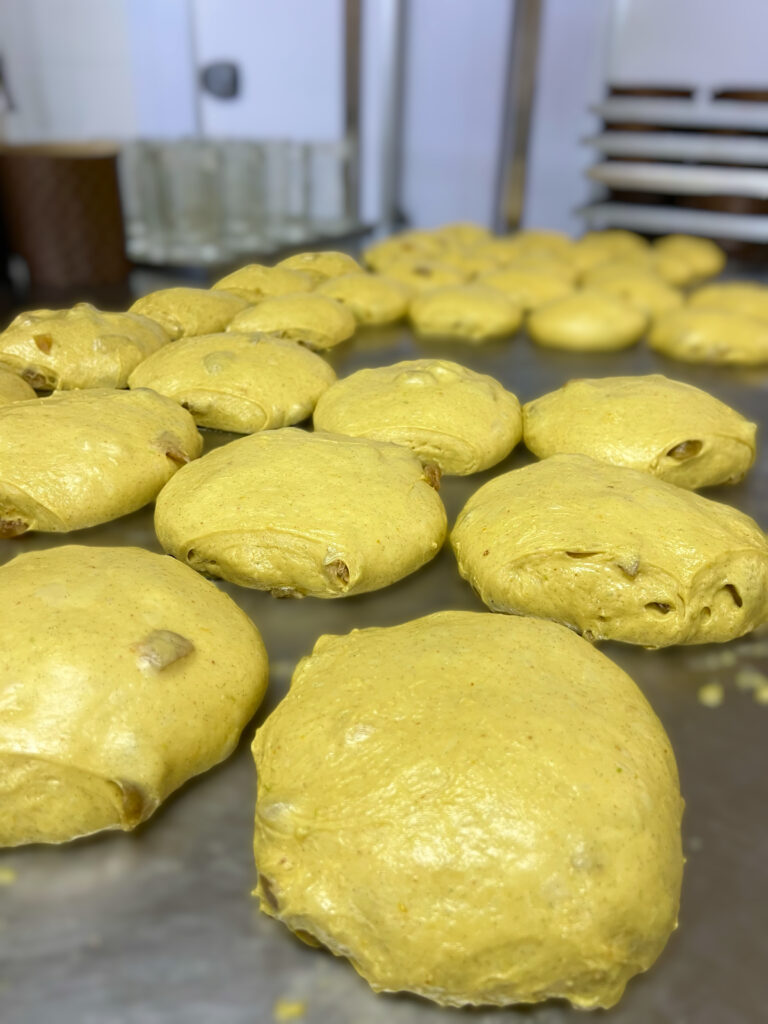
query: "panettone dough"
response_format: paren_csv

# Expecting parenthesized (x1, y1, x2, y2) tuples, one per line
(582, 270, 683, 317)
(478, 267, 573, 311)
(653, 234, 725, 281)
(316, 274, 410, 325)
(0, 367, 35, 406)
(227, 294, 356, 350)
(275, 251, 364, 285)
(213, 264, 313, 303)
(130, 288, 248, 340)
(410, 285, 521, 341)
(689, 282, 768, 323)
(527, 291, 646, 351)
(650, 308, 768, 365)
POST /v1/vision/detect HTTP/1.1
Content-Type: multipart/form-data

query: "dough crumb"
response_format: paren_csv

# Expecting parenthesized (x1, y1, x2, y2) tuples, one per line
(697, 682, 724, 707)
(274, 999, 306, 1021)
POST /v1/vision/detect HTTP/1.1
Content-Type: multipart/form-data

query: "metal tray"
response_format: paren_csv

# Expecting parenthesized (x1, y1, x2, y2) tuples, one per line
(2, 324, 768, 1024)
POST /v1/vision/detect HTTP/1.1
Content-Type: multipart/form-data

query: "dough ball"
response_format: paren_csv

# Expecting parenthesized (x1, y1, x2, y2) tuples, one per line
(478, 266, 574, 311)
(527, 291, 646, 351)
(313, 359, 521, 475)
(689, 281, 768, 322)
(579, 229, 650, 259)
(252, 610, 683, 1009)
(0, 302, 168, 390)
(650, 308, 768, 365)
(410, 285, 521, 341)
(227, 294, 356, 351)
(275, 250, 364, 285)
(429, 221, 492, 247)
(482, 243, 578, 282)
(435, 246, 502, 279)
(653, 234, 725, 281)
(584, 270, 683, 317)
(363, 232, 447, 271)
(490, 230, 574, 263)
(130, 287, 248, 340)
(382, 256, 467, 292)
(0, 367, 35, 406)
(523, 374, 756, 488)
(452, 453, 768, 646)
(128, 332, 336, 434)
(213, 264, 313, 303)
(155, 428, 447, 597)
(0, 545, 267, 846)
(0, 388, 202, 536)
(315, 273, 410, 325)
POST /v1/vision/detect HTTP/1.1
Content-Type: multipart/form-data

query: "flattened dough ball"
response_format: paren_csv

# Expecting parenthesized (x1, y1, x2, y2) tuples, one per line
(478, 266, 573, 311)
(584, 271, 683, 318)
(410, 285, 521, 342)
(381, 256, 466, 292)
(0, 388, 202, 536)
(213, 264, 313, 303)
(0, 367, 35, 406)
(314, 359, 521, 475)
(0, 545, 267, 846)
(650, 308, 768, 365)
(451, 454, 768, 647)
(654, 234, 725, 281)
(227, 294, 356, 351)
(275, 250, 363, 285)
(315, 273, 410, 325)
(130, 287, 248, 340)
(689, 281, 768, 323)
(0, 302, 168, 390)
(155, 428, 447, 597)
(129, 332, 335, 434)
(527, 291, 646, 352)
(252, 610, 683, 1009)
(523, 375, 756, 488)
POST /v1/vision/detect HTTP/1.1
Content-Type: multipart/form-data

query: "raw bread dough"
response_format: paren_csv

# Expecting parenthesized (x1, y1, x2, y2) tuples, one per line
(227, 294, 356, 350)
(129, 332, 335, 434)
(689, 282, 768, 323)
(275, 251, 364, 285)
(382, 256, 467, 292)
(527, 291, 646, 351)
(314, 358, 521, 475)
(0, 302, 168, 390)
(478, 266, 573, 311)
(363, 232, 447, 271)
(585, 270, 683, 317)
(578, 230, 649, 258)
(410, 285, 521, 341)
(213, 264, 313, 303)
(583, 253, 696, 288)
(0, 367, 35, 406)
(654, 234, 725, 280)
(430, 221, 492, 247)
(0, 388, 202, 536)
(252, 610, 683, 1009)
(0, 545, 267, 846)
(130, 287, 248, 340)
(523, 375, 756, 488)
(451, 453, 768, 647)
(650, 308, 768, 365)
(316, 273, 410, 325)
(155, 428, 447, 597)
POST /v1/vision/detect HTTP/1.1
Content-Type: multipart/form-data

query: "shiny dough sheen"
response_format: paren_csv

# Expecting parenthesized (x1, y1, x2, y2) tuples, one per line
(130, 287, 249, 340)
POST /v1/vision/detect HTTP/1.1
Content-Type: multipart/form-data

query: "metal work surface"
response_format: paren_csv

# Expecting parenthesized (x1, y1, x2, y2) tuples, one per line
(2, 325, 768, 1023)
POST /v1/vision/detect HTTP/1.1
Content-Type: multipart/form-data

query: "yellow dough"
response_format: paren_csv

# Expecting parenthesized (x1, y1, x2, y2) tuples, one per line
(313, 359, 521, 475)
(0, 367, 35, 406)
(430, 221, 492, 247)
(650, 308, 768, 365)
(410, 285, 521, 341)
(527, 291, 646, 351)
(435, 247, 501, 279)
(315, 273, 410, 325)
(227, 294, 356, 351)
(0, 545, 267, 846)
(452, 453, 768, 647)
(252, 610, 683, 1009)
(579, 229, 649, 258)
(212, 264, 313, 303)
(0, 302, 168, 390)
(585, 270, 683, 317)
(382, 256, 466, 292)
(363, 232, 447, 271)
(275, 251, 363, 285)
(523, 375, 756, 488)
(130, 287, 248, 340)
(0, 388, 201, 536)
(654, 234, 725, 281)
(155, 428, 447, 597)
(478, 266, 573, 311)
(128, 333, 335, 434)
(689, 281, 768, 323)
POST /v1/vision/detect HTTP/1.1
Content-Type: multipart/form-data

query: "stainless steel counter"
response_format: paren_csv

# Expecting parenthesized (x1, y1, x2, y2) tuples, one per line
(2, 325, 768, 1023)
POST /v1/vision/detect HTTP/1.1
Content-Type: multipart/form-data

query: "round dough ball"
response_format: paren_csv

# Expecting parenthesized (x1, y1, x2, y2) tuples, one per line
(478, 266, 573, 311)
(252, 610, 683, 1009)
(0, 302, 168, 390)
(0, 388, 202, 536)
(313, 359, 521, 475)
(689, 281, 768, 322)
(523, 375, 756, 488)
(452, 453, 768, 647)
(435, 246, 501, 279)
(128, 333, 336, 434)
(0, 367, 35, 406)
(527, 291, 646, 351)
(275, 250, 363, 285)
(654, 234, 725, 281)
(155, 428, 447, 597)
(583, 253, 695, 289)
(585, 271, 683, 317)
(363, 232, 447, 271)
(650, 308, 768, 365)
(579, 229, 649, 258)
(315, 273, 410, 325)
(227, 294, 356, 350)
(130, 287, 248, 340)
(381, 256, 466, 292)
(429, 221, 492, 247)
(410, 285, 521, 341)
(0, 545, 267, 846)
(212, 264, 313, 303)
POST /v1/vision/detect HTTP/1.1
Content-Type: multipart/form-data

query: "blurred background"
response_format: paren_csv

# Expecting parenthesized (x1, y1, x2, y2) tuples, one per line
(0, 0, 767, 300)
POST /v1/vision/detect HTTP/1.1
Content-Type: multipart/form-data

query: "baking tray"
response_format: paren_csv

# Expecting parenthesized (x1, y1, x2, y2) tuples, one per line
(2, 323, 768, 1024)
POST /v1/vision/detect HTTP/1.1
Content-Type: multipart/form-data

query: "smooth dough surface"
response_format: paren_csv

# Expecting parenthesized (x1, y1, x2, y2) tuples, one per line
(527, 291, 646, 351)
(478, 267, 573, 311)
(689, 282, 768, 323)
(650, 308, 768, 365)
(0, 302, 168, 390)
(130, 288, 248, 340)
(227, 294, 356, 350)
(451, 454, 768, 647)
(523, 375, 756, 488)
(0, 367, 36, 406)
(653, 234, 725, 280)
(275, 251, 363, 285)
(314, 359, 521, 475)
(129, 332, 335, 434)
(0, 388, 202, 536)
(410, 285, 521, 341)
(252, 610, 683, 1009)
(363, 232, 448, 271)
(315, 273, 410, 325)
(0, 545, 267, 846)
(583, 270, 683, 317)
(155, 428, 447, 597)
(430, 221, 492, 247)
(213, 264, 313, 303)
